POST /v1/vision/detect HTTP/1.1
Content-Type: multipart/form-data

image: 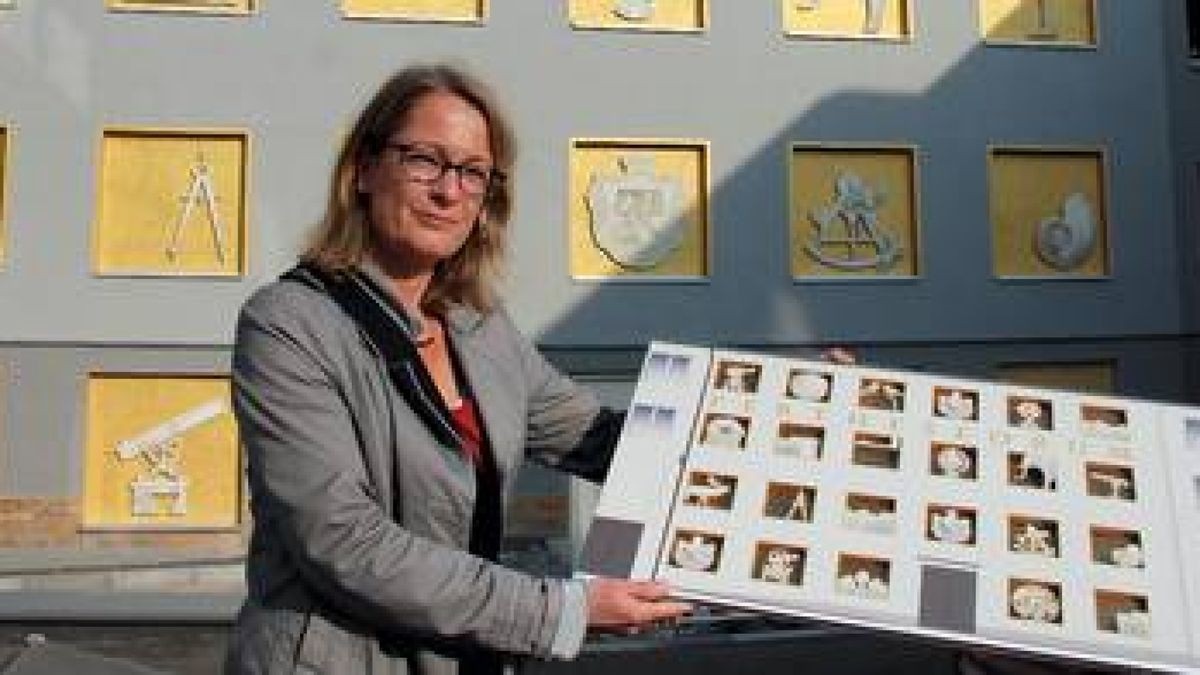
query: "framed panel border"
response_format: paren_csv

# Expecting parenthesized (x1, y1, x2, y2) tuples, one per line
(568, 137, 712, 283)
(91, 125, 252, 279)
(340, 0, 488, 24)
(568, 0, 710, 34)
(105, 0, 258, 16)
(0, 123, 9, 271)
(788, 141, 923, 283)
(987, 144, 1112, 282)
(782, 0, 914, 43)
(977, 0, 1100, 50)
(79, 370, 243, 532)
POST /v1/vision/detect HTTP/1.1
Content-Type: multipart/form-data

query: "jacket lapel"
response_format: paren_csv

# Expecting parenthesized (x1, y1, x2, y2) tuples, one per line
(446, 307, 521, 479)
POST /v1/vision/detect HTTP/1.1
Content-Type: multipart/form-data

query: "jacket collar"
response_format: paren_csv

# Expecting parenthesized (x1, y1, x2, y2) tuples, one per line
(356, 258, 486, 337)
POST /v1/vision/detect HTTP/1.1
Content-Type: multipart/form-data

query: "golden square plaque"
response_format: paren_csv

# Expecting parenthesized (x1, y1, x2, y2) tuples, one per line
(341, 0, 487, 22)
(569, 138, 710, 280)
(0, 125, 8, 267)
(989, 146, 1109, 278)
(570, 0, 708, 32)
(93, 128, 249, 277)
(790, 144, 920, 279)
(979, 0, 1098, 47)
(995, 360, 1115, 395)
(82, 374, 241, 529)
(783, 0, 912, 40)
(106, 0, 256, 15)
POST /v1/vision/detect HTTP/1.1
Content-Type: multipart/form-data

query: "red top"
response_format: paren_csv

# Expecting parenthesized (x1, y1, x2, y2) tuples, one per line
(449, 397, 485, 466)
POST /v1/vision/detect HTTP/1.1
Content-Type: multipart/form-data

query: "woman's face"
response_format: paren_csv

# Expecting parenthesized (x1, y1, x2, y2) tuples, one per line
(359, 90, 494, 273)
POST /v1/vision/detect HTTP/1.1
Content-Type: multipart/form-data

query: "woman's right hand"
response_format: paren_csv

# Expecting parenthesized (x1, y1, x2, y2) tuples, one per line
(585, 577, 692, 635)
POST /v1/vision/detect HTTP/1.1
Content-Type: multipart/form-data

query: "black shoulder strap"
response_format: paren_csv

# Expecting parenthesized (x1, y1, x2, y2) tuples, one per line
(281, 262, 463, 454)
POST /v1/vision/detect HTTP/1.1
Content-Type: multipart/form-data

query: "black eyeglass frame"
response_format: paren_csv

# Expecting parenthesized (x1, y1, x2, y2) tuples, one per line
(381, 142, 507, 195)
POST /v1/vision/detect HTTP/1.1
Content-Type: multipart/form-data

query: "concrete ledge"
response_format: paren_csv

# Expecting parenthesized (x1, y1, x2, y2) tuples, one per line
(0, 591, 242, 623)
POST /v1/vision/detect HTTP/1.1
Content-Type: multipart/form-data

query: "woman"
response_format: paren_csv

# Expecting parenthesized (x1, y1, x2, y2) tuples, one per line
(225, 64, 689, 674)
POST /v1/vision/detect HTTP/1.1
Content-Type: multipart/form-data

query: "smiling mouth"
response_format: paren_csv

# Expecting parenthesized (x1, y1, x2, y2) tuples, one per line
(414, 212, 461, 227)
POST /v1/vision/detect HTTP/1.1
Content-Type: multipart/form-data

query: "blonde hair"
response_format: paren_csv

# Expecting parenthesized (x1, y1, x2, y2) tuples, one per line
(303, 64, 515, 314)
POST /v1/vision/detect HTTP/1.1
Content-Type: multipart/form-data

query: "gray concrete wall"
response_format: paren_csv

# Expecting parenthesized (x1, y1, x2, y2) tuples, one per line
(1, 2, 1197, 535)
(0, 0, 1190, 347)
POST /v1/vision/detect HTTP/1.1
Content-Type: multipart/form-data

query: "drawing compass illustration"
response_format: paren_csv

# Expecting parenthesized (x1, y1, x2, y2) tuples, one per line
(165, 145, 228, 266)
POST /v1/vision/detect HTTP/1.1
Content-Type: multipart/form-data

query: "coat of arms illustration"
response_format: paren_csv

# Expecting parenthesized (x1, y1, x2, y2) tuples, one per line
(586, 155, 686, 270)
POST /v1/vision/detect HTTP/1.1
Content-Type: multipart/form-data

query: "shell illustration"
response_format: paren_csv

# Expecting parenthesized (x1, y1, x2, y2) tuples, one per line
(1035, 192, 1098, 271)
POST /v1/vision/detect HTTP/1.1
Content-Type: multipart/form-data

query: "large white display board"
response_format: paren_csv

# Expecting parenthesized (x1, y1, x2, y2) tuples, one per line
(582, 343, 1200, 672)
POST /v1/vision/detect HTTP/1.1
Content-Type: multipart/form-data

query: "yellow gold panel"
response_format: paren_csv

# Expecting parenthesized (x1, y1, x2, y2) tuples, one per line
(783, 0, 911, 39)
(570, 0, 708, 32)
(989, 147, 1108, 278)
(93, 128, 249, 277)
(569, 139, 710, 280)
(83, 374, 240, 529)
(342, 0, 486, 22)
(979, 0, 1097, 46)
(0, 125, 8, 267)
(107, 0, 256, 14)
(996, 361, 1114, 395)
(790, 144, 919, 278)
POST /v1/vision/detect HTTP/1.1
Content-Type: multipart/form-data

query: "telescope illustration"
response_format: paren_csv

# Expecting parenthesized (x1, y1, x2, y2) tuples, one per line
(114, 398, 226, 516)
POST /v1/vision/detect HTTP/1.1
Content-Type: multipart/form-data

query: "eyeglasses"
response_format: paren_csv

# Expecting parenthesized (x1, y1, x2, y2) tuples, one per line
(382, 142, 504, 197)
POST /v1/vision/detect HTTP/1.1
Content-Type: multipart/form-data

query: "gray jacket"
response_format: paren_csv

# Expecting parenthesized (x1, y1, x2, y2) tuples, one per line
(224, 273, 612, 675)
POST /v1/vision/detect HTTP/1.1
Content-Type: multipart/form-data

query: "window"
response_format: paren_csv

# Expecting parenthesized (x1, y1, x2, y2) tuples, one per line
(1189, 0, 1200, 61)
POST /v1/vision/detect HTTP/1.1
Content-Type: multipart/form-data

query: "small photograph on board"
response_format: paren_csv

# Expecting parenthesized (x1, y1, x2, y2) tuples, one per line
(843, 493, 897, 534)
(775, 423, 824, 461)
(1008, 396, 1053, 430)
(1094, 590, 1151, 638)
(785, 368, 833, 403)
(1007, 445, 1060, 491)
(932, 386, 979, 422)
(1085, 463, 1136, 501)
(858, 378, 906, 412)
(929, 442, 978, 480)
(1080, 404, 1128, 430)
(835, 554, 891, 601)
(763, 482, 817, 522)
(1089, 526, 1144, 569)
(669, 529, 725, 573)
(700, 413, 751, 450)
(852, 431, 902, 470)
(713, 360, 763, 395)
(1008, 578, 1063, 625)
(752, 542, 807, 586)
(926, 504, 977, 546)
(1010, 516, 1060, 558)
(681, 471, 738, 511)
